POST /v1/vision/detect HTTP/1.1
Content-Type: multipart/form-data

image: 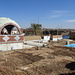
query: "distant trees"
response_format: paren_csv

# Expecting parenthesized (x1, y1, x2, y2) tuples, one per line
(24, 26, 70, 36)
(50, 30, 57, 35)
(42, 29, 63, 35)
(23, 28, 34, 35)
(50, 30, 64, 35)
(43, 30, 49, 35)
(31, 23, 42, 35)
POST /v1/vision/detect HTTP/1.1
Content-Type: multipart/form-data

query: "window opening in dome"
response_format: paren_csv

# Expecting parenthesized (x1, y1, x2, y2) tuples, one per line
(1, 25, 20, 35)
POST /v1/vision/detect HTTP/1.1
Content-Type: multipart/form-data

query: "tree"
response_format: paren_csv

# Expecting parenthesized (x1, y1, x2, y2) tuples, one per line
(43, 30, 49, 35)
(31, 23, 42, 35)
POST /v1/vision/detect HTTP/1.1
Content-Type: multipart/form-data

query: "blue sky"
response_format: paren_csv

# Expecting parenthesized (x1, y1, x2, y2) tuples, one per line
(0, 0, 75, 29)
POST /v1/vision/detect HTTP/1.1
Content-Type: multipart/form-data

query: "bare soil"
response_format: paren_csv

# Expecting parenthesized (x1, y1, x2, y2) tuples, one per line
(24, 36, 41, 41)
(0, 40, 75, 75)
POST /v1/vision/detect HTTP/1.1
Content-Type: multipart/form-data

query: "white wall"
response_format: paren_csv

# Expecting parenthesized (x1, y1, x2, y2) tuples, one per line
(53, 37, 62, 41)
(0, 43, 23, 51)
(44, 36, 50, 41)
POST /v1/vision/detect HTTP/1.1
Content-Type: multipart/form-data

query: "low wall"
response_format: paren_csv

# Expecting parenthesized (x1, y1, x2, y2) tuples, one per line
(0, 42, 23, 51)
(0, 35, 24, 51)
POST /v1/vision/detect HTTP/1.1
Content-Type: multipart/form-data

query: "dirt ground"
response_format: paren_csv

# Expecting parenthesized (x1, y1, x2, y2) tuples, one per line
(24, 36, 41, 41)
(0, 40, 75, 75)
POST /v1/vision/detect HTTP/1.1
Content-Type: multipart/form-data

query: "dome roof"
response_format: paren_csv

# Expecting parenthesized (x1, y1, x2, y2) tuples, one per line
(0, 17, 20, 28)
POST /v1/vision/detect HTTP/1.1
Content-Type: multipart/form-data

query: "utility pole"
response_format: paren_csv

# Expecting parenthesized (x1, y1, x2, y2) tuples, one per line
(57, 25, 59, 41)
(38, 17, 39, 24)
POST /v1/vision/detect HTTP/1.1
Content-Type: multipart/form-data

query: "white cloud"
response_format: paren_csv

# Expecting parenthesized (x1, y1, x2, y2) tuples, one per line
(48, 10, 70, 18)
(65, 19, 75, 22)
(49, 15, 61, 18)
(52, 10, 70, 13)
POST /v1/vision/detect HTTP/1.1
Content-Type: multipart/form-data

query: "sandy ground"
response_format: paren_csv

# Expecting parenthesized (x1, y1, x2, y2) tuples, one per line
(24, 36, 41, 41)
(0, 39, 75, 75)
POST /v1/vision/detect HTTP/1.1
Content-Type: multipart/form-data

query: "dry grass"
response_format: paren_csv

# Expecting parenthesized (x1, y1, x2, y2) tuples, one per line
(24, 36, 41, 41)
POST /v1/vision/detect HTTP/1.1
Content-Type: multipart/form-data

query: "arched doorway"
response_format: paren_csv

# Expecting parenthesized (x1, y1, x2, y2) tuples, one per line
(0, 23, 21, 35)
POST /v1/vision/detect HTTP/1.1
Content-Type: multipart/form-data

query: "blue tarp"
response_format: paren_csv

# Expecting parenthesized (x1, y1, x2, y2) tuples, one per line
(63, 35, 70, 39)
(65, 44, 75, 48)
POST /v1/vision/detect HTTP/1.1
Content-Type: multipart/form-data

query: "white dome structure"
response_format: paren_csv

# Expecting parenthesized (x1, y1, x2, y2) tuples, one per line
(0, 17, 21, 34)
(0, 17, 24, 51)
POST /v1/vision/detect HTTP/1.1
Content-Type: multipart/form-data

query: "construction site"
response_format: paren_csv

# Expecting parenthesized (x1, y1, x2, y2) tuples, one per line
(0, 0, 75, 74)
(0, 38, 74, 75)
(0, 17, 74, 75)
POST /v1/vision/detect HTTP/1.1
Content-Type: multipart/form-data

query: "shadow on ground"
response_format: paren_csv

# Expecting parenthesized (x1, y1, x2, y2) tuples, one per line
(60, 62, 75, 75)
(60, 72, 75, 75)
(66, 62, 75, 70)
